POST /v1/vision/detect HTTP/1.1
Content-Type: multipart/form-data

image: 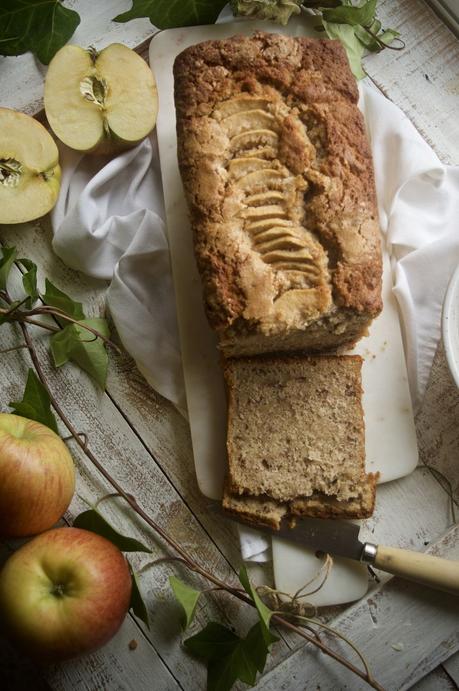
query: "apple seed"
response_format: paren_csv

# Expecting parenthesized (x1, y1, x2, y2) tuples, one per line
(0, 158, 23, 188)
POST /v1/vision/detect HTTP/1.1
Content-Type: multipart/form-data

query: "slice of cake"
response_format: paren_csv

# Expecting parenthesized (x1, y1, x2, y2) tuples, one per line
(222, 354, 377, 529)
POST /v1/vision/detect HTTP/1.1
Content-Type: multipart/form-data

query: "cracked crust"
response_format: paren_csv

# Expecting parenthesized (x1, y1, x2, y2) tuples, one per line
(174, 32, 382, 357)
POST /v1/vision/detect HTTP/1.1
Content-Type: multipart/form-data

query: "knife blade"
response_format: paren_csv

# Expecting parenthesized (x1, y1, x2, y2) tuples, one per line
(236, 516, 366, 562)
(270, 518, 365, 561)
(225, 513, 459, 595)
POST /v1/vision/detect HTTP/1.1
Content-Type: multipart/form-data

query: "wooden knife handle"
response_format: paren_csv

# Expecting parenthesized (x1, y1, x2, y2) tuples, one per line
(373, 545, 459, 595)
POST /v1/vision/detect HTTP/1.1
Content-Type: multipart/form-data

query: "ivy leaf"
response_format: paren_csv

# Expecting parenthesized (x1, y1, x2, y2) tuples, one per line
(184, 622, 239, 660)
(18, 258, 38, 307)
(42, 278, 85, 323)
(238, 566, 278, 647)
(50, 318, 109, 388)
(322, 20, 366, 80)
(114, 0, 228, 29)
(0, 246, 17, 292)
(323, 0, 377, 27)
(73, 509, 152, 553)
(0, 0, 81, 65)
(376, 28, 400, 47)
(9, 368, 59, 433)
(129, 562, 150, 629)
(185, 621, 273, 690)
(169, 576, 201, 630)
(245, 622, 276, 673)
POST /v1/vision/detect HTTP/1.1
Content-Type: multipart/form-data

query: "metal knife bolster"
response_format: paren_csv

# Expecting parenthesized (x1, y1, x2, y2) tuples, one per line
(360, 543, 378, 564)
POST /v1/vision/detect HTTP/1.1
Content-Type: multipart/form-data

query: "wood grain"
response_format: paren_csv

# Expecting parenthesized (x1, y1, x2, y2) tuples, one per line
(253, 526, 459, 691)
(1, 0, 458, 688)
(364, 0, 459, 165)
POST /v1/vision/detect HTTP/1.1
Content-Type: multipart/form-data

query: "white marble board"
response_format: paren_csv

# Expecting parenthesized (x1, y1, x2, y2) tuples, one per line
(149, 19, 418, 606)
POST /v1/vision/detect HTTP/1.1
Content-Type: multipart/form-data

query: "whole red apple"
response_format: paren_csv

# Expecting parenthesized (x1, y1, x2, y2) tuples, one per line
(0, 527, 132, 661)
(0, 413, 75, 537)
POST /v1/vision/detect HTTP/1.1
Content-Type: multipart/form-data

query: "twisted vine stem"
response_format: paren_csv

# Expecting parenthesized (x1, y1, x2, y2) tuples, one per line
(2, 290, 383, 691)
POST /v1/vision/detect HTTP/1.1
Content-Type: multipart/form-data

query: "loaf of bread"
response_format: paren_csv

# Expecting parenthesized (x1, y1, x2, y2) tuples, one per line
(222, 354, 377, 528)
(174, 32, 382, 358)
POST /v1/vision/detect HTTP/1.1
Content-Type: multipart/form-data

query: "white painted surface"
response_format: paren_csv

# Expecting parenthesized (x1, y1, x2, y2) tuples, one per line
(1, 0, 458, 688)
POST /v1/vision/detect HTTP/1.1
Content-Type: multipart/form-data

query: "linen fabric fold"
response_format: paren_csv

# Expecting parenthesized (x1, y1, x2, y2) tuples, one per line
(51, 137, 186, 413)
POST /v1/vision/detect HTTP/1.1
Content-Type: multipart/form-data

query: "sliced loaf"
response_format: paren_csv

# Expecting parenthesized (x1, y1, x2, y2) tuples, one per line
(222, 354, 377, 528)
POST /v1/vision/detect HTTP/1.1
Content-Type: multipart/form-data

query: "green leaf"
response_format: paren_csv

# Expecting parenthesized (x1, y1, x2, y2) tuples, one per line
(0, 246, 16, 292)
(18, 258, 38, 307)
(0, 300, 21, 325)
(322, 19, 366, 80)
(129, 562, 150, 629)
(323, 0, 376, 27)
(238, 566, 278, 648)
(50, 318, 109, 388)
(245, 622, 275, 673)
(42, 278, 85, 322)
(114, 0, 228, 29)
(0, 0, 81, 64)
(185, 621, 274, 691)
(184, 622, 239, 660)
(9, 368, 58, 433)
(73, 509, 152, 553)
(207, 639, 257, 689)
(169, 576, 201, 630)
(377, 28, 400, 46)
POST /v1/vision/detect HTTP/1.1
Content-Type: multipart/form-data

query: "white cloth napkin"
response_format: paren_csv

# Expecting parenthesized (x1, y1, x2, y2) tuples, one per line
(51, 138, 186, 414)
(51, 82, 459, 565)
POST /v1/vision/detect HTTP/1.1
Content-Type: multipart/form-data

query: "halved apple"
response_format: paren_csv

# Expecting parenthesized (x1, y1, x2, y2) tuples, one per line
(44, 44, 158, 154)
(0, 108, 60, 225)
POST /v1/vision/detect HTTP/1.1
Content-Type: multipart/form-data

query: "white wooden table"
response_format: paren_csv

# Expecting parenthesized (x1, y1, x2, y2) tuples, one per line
(1, 1, 458, 689)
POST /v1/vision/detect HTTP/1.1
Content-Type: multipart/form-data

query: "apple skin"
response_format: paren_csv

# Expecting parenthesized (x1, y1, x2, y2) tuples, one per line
(0, 414, 75, 537)
(0, 527, 132, 662)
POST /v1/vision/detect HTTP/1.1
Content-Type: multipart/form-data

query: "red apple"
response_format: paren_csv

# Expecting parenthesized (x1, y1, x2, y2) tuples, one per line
(0, 527, 132, 661)
(0, 413, 75, 537)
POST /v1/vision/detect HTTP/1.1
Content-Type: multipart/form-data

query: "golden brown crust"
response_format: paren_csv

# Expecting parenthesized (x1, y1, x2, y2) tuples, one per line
(174, 32, 382, 357)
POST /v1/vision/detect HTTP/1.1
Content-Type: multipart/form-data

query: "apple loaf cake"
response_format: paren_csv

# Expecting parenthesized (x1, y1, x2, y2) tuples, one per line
(222, 354, 377, 527)
(174, 32, 382, 357)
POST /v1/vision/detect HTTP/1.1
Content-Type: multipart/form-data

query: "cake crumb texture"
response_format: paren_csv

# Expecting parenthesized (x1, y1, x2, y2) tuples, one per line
(222, 354, 377, 524)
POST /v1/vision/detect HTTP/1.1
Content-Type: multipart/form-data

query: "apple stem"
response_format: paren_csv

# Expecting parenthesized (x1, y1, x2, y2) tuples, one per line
(8, 299, 382, 691)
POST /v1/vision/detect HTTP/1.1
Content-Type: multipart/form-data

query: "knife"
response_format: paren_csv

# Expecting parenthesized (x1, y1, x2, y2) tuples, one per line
(232, 516, 459, 596)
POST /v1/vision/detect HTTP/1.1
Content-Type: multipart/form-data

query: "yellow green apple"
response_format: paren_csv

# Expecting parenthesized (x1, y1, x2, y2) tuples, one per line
(44, 43, 158, 155)
(0, 109, 60, 224)
(0, 414, 75, 537)
(0, 527, 132, 661)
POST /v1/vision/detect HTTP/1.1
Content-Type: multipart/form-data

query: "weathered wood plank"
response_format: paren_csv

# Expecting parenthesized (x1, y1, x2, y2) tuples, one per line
(411, 666, 457, 691)
(364, 0, 459, 165)
(254, 526, 459, 691)
(1, 0, 459, 687)
(416, 340, 459, 510)
(443, 651, 459, 687)
(1, 223, 455, 659)
(0, 250, 291, 690)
